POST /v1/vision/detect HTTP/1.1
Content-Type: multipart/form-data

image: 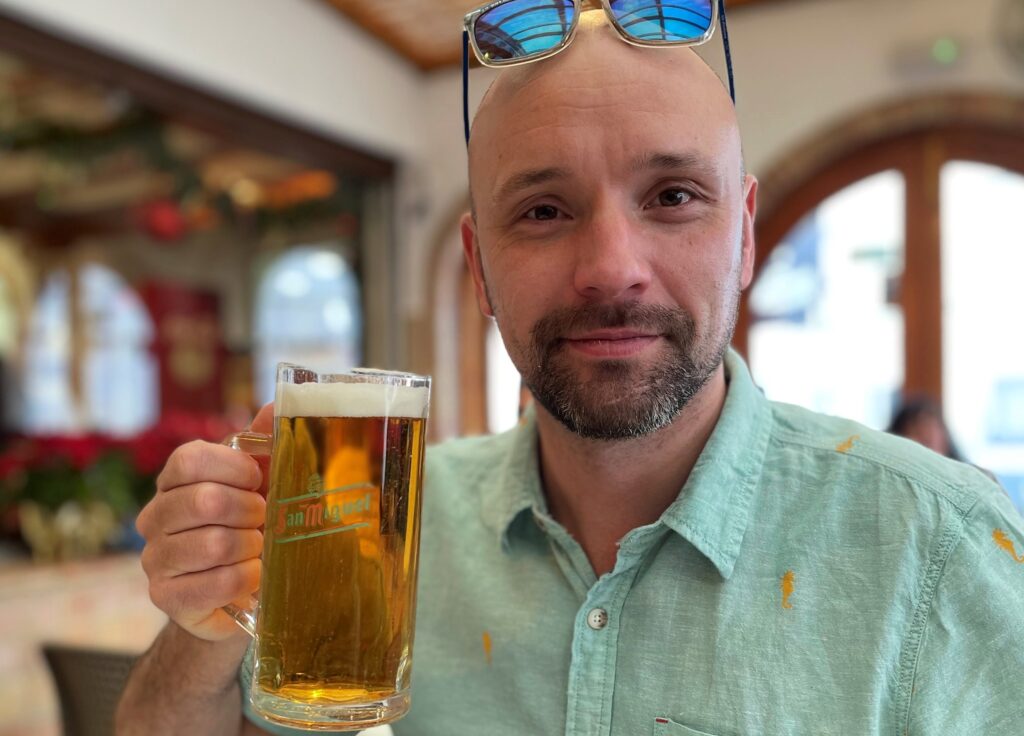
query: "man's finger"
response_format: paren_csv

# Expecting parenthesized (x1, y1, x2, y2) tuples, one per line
(138, 483, 266, 539)
(250, 402, 274, 435)
(157, 441, 262, 493)
(150, 527, 264, 577)
(149, 559, 261, 622)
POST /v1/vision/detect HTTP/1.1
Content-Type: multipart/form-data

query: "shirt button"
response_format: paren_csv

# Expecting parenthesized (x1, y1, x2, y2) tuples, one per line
(586, 608, 609, 630)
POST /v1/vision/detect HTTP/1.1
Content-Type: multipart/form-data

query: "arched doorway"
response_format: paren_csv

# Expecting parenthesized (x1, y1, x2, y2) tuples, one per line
(741, 94, 1024, 501)
(423, 203, 523, 442)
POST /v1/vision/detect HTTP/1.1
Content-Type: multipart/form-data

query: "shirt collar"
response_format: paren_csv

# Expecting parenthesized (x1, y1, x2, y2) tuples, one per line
(480, 404, 546, 549)
(480, 349, 773, 576)
(658, 349, 772, 579)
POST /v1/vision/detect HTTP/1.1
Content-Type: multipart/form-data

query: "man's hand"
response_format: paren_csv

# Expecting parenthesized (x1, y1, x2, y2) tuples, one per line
(136, 403, 273, 641)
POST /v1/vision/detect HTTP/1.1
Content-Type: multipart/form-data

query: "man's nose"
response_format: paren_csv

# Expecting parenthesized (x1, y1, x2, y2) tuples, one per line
(572, 209, 652, 301)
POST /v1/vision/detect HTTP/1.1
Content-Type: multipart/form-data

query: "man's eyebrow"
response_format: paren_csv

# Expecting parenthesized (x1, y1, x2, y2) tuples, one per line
(493, 167, 570, 204)
(632, 151, 719, 177)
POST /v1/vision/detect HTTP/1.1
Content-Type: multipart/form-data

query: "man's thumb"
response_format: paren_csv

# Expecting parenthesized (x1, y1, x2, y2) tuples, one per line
(250, 402, 274, 434)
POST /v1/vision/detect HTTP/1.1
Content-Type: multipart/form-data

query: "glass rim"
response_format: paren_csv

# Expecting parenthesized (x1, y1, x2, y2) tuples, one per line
(276, 362, 431, 389)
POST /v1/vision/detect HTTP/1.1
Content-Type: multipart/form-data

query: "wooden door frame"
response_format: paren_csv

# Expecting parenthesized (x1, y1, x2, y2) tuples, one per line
(740, 99, 1024, 404)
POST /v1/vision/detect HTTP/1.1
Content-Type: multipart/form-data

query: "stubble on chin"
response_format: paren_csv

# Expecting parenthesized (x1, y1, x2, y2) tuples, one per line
(518, 302, 727, 441)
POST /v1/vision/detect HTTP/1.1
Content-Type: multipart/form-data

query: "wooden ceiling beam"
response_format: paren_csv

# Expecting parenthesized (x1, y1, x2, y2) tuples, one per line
(324, 0, 809, 71)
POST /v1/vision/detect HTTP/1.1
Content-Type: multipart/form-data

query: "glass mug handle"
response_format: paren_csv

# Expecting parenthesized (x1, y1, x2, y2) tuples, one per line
(220, 430, 274, 637)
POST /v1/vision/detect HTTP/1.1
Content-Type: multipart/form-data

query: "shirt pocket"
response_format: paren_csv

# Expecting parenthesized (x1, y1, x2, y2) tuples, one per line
(652, 717, 729, 736)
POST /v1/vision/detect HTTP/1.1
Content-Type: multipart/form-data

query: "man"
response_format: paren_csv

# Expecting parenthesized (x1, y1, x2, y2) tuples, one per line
(117, 10, 1024, 735)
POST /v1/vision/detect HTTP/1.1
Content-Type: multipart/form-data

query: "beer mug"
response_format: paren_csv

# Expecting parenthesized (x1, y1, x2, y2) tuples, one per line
(224, 364, 430, 731)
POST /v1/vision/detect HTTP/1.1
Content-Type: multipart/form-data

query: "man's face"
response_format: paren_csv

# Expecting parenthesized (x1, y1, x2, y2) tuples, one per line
(462, 18, 756, 440)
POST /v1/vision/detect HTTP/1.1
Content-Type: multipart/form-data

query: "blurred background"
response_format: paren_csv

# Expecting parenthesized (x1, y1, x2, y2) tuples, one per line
(0, 0, 1021, 733)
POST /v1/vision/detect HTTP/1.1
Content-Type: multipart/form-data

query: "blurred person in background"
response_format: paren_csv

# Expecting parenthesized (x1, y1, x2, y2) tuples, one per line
(887, 396, 963, 460)
(888, 396, 1006, 488)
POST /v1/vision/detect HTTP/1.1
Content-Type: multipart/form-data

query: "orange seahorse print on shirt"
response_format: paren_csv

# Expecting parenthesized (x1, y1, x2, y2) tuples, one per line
(482, 630, 493, 665)
(993, 529, 1024, 563)
(781, 570, 795, 609)
(835, 435, 859, 454)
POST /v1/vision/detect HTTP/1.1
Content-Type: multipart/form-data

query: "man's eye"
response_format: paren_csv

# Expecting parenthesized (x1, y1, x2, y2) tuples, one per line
(656, 188, 692, 207)
(524, 204, 560, 221)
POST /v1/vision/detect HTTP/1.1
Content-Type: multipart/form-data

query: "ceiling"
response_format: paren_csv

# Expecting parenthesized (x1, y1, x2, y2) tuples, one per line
(324, 0, 783, 70)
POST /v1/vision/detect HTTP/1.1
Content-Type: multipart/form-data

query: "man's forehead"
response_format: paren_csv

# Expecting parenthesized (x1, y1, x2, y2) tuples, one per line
(470, 8, 732, 132)
(467, 15, 738, 192)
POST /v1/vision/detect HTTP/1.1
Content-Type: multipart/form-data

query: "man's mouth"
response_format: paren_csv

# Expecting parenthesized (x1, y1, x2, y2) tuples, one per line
(561, 329, 661, 358)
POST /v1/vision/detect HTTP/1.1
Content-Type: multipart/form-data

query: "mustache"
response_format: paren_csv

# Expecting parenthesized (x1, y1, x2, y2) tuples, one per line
(530, 303, 696, 352)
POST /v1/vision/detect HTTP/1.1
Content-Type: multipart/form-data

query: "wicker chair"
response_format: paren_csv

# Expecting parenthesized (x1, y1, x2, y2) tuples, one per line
(42, 643, 139, 736)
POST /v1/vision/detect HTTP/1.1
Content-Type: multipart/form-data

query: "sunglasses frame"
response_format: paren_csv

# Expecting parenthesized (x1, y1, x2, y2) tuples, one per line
(462, 0, 735, 143)
(463, 0, 720, 69)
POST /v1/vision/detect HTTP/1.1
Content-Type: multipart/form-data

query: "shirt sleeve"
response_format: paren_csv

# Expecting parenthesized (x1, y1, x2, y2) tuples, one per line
(906, 480, 1024, 733)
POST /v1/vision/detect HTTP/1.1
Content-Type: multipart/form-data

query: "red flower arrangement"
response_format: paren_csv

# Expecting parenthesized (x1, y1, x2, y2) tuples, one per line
(0, 411, 245, 552)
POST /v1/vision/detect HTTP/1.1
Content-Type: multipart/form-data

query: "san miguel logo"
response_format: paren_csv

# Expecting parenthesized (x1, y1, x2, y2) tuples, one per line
(273, 473, 376, 544)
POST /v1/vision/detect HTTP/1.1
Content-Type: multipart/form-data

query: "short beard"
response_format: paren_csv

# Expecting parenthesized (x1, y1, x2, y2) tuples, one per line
(519, 301, 734, 441)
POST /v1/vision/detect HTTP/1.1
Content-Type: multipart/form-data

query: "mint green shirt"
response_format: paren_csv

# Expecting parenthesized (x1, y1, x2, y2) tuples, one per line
(246, 350, 1024, 735)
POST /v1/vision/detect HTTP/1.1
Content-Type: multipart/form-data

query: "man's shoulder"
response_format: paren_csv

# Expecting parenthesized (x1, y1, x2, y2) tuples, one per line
(419, 427, 527, 538)
(765, 398, 1003, 518)
(422, 426, 522, 504)
(426, 427, 520, 475)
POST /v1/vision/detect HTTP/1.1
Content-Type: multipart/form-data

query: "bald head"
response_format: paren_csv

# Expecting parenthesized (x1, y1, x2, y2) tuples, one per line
(467, 9, 741, 217)
(472, 10, 732, 135)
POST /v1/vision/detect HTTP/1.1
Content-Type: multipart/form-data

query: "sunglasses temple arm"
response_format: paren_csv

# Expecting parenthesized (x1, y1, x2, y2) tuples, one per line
(718, 0, 736, 105)
(463, 30, 471, 146)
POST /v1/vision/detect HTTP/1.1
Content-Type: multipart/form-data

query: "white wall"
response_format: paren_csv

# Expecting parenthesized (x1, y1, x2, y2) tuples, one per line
(0, 0, 424, 159)
(726, 0, 1021, 175)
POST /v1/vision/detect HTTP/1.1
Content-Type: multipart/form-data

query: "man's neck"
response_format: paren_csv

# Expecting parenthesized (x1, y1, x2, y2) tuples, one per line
(534, 363, 728, 577)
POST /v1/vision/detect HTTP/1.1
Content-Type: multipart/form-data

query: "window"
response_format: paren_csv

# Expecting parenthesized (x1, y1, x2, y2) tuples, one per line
(749, 171, 905, 429)
(941, 161, 1024, 504)
(255, 246, 362, 403)
(24, 264, 158, 436)
(485, 321, 521, 434)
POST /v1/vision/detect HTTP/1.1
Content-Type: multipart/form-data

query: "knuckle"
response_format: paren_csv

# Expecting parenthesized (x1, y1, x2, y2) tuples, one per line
(160, 441, 208, 489)
(178, 441, 208, 477)
(216, 564, 244, 597)
(242, 529, 264, 556)
(135, 505, 151, 539)
(140, 545, 155, 577)
(148, 580, 173, 614)
(177, 584, 210, 614)
(241, 460, 261, 492)
(135, 492, 168, 539)
(192, 483, 229, 523)
(219, 560, 259, 599)
(204, 527, 234, 563)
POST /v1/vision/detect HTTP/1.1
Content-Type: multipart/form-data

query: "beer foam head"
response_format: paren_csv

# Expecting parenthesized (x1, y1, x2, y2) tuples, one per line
(276, 380, 429, 419)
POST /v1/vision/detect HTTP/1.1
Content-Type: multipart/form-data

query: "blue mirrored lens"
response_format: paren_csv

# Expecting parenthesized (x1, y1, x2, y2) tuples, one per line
(608, 0, 713, 42)
(474, 0, 576, 62)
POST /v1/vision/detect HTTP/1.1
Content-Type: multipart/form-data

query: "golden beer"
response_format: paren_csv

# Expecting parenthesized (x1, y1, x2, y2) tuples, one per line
(250, 373, 429, 730)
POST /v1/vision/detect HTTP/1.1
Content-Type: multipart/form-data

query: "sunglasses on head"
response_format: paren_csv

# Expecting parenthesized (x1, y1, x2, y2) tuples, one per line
(462, 0, 736, 143)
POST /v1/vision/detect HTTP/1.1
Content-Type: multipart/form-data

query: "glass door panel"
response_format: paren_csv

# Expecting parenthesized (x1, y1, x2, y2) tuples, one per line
(749, 171, 906, 429)
(941, 161, 1024, 506)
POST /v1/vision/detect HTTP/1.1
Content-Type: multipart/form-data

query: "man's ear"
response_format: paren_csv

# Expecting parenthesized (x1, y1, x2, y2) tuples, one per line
(739, 174, 758, 291)
(460, 212, 494, 317)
